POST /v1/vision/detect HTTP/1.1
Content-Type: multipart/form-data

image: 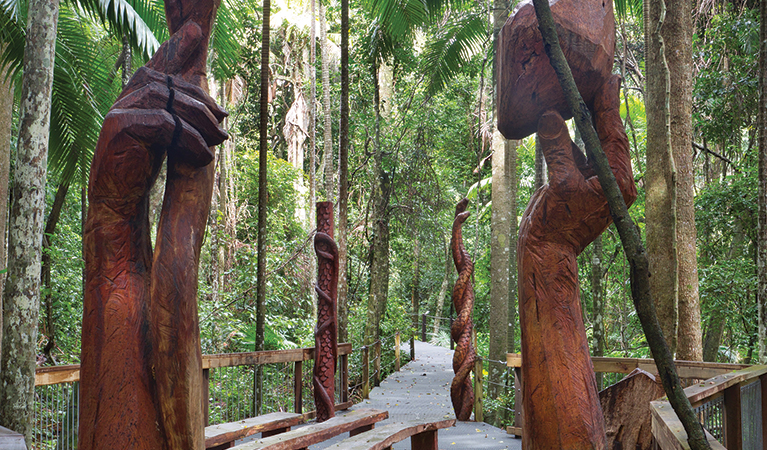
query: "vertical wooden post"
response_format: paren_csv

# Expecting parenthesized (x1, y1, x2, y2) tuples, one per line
(410, 334, 415, 361)
(374, 341, 382, 387)
(473, 331, 483, 423)
(411, 429, 438, 450)
(202, 368, 210, 427)
(395, 332, 401, 371)
(362, 346, 370, 399)
(341, 353, 349, 403)
(761, 374, 767, 450)
(724, 383, 742, 450)
(513, 367, 523, 438)
(294, 360, 303, 414)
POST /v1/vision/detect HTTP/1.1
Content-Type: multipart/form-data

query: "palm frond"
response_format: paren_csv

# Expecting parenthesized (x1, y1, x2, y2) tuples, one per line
(73, 0, 163, 59)
(367, 0, 427, 40)
(614, 0, 642, 20)
(0, 0, 25, 80)
(420, 11, 486, 95)
(211, 0, 246, 80)
(49, 3, 123, 186)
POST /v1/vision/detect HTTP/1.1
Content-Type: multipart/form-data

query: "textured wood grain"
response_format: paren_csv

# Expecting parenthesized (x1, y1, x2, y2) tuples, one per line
(498, 0, 615, 140)
(231, 409, 389, 450)
(450, 199, 476, 421)
(314, 202, 338, 422)
(204, 413, 304, 448)
(325, 419, 455, 450)
(599, 369, 664, 450)
(517, 76, 636, 450)
(80, 1, 225, 449)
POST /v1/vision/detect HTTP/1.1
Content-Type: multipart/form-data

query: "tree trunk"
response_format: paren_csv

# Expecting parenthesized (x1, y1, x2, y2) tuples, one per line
(364, 62, 391, 345)
(534, 134, 546, 190)
(309, 0, 318, 320)
(433, 241, 451, 339)
(410, 238, 420, 346)
(644, 0, 678, 356)
(0, 0, 59, 443)
(666, 0, 701, 362)
(489, 134, 513, 402)
(320, 0, 333, 201)
(337, 0, 349, 343)
(256, 0, 272, 415)
(591, 234, 605, 390)
(42, 182, 70, 364)
(0, 44, 13, 358)
(758, 0, 767, 365)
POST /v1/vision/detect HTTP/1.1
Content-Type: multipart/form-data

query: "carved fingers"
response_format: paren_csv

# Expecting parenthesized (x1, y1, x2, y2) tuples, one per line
(592, 75, 637, 207)
(107, 20, 228, 168)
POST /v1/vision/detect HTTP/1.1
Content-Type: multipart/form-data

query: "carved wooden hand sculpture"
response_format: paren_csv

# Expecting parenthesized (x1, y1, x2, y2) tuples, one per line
(517, 75, 636, 450)
(80, 7, 225, 449)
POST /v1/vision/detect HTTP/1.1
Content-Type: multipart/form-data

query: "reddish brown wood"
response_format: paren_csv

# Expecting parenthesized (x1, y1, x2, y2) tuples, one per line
(80, 1, 225, 449)
(599, 369, 665, 450)
(314, 201, 338, 422)
(517, 76, 636, 450)
(450, 198, 476, 421)
(497, 0, 615, 140)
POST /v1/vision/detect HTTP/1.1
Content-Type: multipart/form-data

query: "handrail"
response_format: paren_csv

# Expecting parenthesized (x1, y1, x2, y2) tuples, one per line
(506, 353, 751, 379)
(35, 343, 354, 386)
(651, 364, 767, 449)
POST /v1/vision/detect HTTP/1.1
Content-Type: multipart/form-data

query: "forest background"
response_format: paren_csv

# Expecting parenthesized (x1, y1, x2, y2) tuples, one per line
(0, 0, 765, 432)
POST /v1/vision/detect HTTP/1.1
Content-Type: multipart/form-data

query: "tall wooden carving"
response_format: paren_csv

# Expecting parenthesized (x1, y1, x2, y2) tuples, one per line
(516, 78, 636, 449)
(79, 1, 225, 449)
(314, 201, 338, 422)
(450, 198, 476, 421)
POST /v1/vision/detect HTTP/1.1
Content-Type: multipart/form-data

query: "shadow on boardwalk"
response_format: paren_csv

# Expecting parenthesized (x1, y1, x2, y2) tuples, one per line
(313, 340, 520, 449)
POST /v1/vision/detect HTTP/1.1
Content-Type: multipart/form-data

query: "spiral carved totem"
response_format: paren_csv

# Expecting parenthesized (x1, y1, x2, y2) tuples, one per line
(450, 198, 476, 421)
(79, 1, 225, 449)
(314, 201, 339, 422)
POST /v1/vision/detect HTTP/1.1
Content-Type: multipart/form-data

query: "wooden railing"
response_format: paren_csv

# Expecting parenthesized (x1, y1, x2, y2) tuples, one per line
(506, 353, 759, 446)
(651, 365, 767, 449)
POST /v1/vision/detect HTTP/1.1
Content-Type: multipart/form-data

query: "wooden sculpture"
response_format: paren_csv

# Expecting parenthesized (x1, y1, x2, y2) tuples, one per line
(314, 201, 339, 422)
(497, 0, 615, 140)
(450, 198, 476, 421)
(79, 1, 225, 449)
(517, 76, 636, 449)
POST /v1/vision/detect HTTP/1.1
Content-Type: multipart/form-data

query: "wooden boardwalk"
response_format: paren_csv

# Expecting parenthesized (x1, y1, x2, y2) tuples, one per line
(240, 341, 520, 449)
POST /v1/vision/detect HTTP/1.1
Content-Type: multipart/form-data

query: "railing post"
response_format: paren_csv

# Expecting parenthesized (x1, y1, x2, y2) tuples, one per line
(294, 360, 303, 414)
(450, 316, 455, 350)
(421, 313, 427, 341)
(513, 367, 524, 437)
(395, 332, 401, 371)
(724, 383, 743, 449)
(761, 374, 767, 450)
(341, 352, 349, 403)
(362, 346, 370, 399)
(202, 368, 210, 426)
(374, 341, 382, 387)
(473, 331, 483, 423)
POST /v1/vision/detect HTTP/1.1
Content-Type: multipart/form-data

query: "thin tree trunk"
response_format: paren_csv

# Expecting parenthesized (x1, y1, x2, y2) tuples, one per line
(591, 235, 605, 390)
(758, 0, 767, 364)
(534, 134, 546, 189)
(410, 237, 420, 346)
(0, 0, 59, 442)
(309, 0, 318, 320)
(41, 182, 69, 364)
(364, 62, 391, 345)
(531, 1, 710, 447)
(645, 0, 679, 356)
(256, 0, 272, 415)
(506, 139, 518, 356)
(433, 241, 451, 339)
(0, 44, 13, 358)
(666, 0, 701, 362)
(320, 0, 333, 201)
(337, 0, 349, 343)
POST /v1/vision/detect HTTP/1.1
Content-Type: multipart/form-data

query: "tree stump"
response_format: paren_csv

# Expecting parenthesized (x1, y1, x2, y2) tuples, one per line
(599, 369, 665, 450)
(497, 0, 615, 140)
